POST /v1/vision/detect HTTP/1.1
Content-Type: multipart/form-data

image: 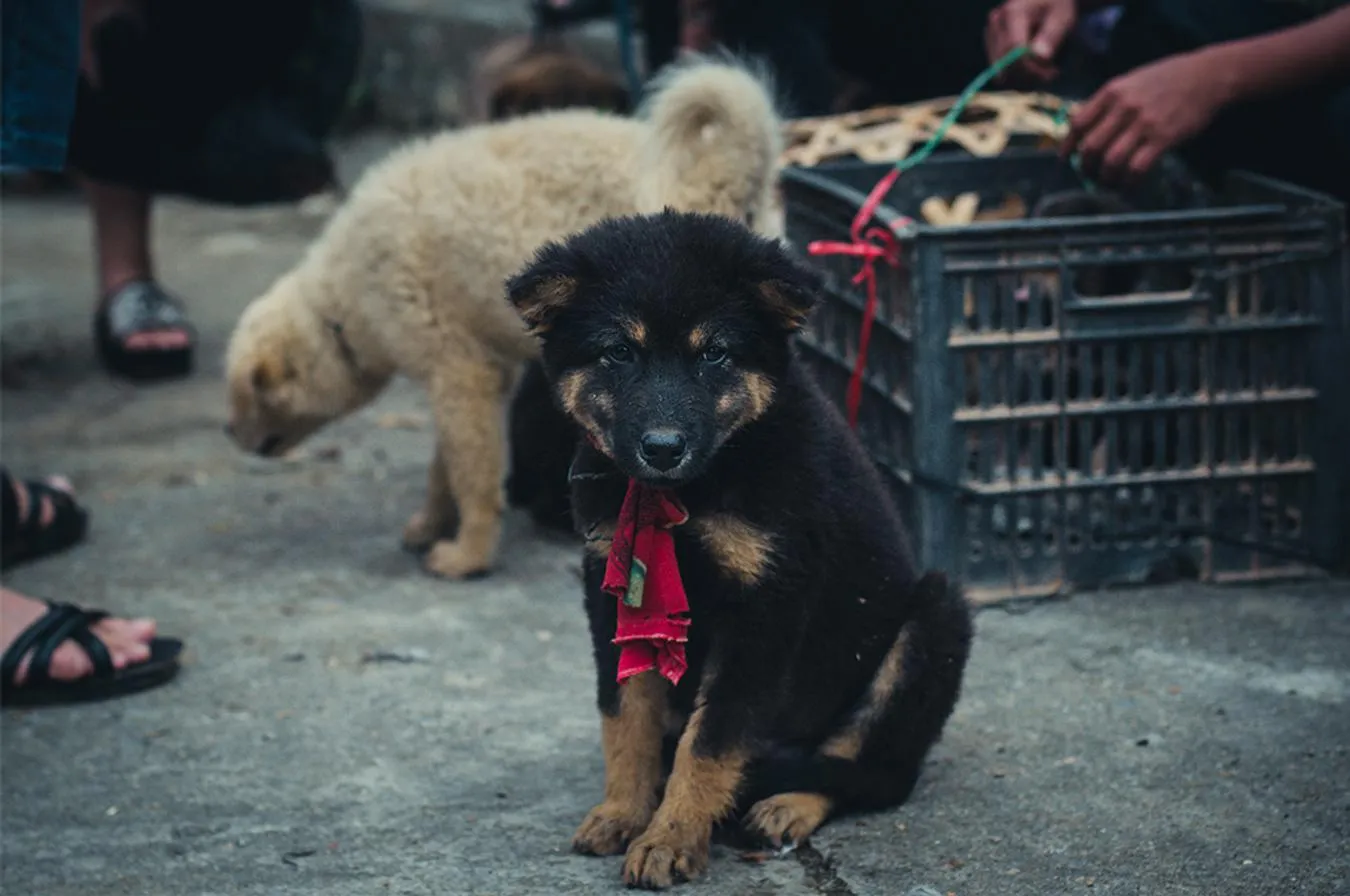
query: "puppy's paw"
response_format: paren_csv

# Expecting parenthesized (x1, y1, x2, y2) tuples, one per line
(422, 538, 493, 580)
(743, 792, 831, 847)
(572, 800, 655, 856)
(401, 510, 441, 553)
(622, 824, 709, 889)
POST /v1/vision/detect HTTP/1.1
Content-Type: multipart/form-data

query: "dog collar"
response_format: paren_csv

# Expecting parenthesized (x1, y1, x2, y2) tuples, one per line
(323, 317, 384, 388)
(603, 480, 690, 686)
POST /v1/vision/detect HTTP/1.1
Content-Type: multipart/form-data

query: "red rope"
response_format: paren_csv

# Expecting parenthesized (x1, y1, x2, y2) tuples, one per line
(806, 167, 911, 429)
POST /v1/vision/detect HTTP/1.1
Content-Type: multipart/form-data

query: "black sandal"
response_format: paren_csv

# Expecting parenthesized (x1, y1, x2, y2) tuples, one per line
(1, 470, 89, 570)
(0, 601, 183, 708)
(94, 281, 196, 381)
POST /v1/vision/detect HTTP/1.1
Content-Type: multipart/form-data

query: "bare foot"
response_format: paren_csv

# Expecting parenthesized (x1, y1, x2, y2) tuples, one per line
(1, 588, 157, 684)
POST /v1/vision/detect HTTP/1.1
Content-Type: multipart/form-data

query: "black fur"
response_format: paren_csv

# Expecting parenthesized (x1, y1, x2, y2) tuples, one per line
(507, 360, 579, 534)
(509, 211, 973, 845)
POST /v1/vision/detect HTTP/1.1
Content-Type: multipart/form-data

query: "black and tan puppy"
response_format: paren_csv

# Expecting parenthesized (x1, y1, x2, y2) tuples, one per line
(507, 210, 973, 890)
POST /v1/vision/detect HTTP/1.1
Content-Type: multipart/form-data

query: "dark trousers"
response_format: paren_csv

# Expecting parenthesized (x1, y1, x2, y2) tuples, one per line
(0, 0, 81, 172)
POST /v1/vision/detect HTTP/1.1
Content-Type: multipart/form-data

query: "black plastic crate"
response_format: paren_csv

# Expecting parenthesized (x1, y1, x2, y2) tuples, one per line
(783, 151, 1349, 604)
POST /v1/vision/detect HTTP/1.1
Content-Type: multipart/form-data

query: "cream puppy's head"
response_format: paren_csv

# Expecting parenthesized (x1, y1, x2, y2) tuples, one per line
(224, 271, 389, 458)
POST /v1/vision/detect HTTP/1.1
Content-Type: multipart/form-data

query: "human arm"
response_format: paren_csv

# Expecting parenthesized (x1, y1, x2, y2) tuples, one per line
(1064, 6, 1350, 183)
(1208, 5, 1350, 103)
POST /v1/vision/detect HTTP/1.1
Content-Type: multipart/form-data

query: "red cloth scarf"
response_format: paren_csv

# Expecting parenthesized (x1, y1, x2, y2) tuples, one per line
(603, 480, 691, 686)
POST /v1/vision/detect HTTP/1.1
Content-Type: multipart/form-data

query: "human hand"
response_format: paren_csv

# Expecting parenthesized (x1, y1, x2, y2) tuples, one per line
(1062, 49, 1234, 184)
(985, 0, 1078, 84)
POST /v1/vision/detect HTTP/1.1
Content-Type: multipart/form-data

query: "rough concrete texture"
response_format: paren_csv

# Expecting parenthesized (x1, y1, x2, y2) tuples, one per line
(2, 138, 1349, 896)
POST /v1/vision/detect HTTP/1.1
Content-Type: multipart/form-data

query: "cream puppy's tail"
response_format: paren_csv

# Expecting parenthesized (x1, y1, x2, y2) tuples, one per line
(634, 56, 784, 232)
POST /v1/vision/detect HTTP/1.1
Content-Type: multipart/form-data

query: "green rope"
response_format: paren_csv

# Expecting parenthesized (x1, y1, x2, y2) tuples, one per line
(1053, 101, 1099, 193)
(894, 45, 1029, 173)
(889, 44, 1096, 192)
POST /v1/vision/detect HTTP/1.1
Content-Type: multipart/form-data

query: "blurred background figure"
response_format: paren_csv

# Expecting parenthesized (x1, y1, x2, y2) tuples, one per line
(47, 0, 360, 382)
(537, 0, 1348, 199)
(472, 8, 631, 125)
(643, 0, 1007, 116)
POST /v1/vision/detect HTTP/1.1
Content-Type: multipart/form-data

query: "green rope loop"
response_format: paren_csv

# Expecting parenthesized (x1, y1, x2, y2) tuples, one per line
(891, 45, 1097, 192)
(895, 45, 1029, 173)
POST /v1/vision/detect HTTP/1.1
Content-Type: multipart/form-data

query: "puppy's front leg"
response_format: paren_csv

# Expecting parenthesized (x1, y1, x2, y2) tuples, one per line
(622, 703, 745, 889)
(402, 440, 458, 551)
(421, 360, 509, 579)
(573, 670, 669, 856)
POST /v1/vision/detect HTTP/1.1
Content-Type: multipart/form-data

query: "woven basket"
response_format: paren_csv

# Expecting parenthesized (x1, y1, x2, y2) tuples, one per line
(781, 91, 1076, 169)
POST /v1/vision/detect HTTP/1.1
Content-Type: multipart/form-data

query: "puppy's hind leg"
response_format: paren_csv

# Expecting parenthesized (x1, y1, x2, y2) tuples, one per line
(421, 357, 513, 580)
(743, 572, 973, 845)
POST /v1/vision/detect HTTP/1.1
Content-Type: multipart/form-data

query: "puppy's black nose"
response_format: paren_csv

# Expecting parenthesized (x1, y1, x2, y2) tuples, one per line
(639, 429, 687, 472)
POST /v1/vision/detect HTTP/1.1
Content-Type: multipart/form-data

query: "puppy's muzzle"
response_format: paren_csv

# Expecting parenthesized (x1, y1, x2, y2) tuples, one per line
(639, 429, 687, 473)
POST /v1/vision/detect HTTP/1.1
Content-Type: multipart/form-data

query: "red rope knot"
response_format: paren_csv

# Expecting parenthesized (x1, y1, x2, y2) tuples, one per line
(805, 168, 911, 429)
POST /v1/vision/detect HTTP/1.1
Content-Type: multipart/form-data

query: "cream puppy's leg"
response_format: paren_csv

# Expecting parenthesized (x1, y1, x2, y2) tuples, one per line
(421, 356, 512, 579)
(402, 441, 459, 551)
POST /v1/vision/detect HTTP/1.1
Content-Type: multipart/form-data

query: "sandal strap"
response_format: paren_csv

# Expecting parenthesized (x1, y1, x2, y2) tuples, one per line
(103, 281, 193, 337)
(2, 601, 113, 689)
(1, 601, 68, 687)
(29, 604, 113, 687)
(1, 478, 85, 545)
(0, 475, 90, 570)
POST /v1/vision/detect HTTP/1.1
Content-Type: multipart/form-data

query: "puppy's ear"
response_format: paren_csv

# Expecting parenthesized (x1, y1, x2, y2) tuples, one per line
(507, 244, 583, 335)
(751, 253, 823, 333)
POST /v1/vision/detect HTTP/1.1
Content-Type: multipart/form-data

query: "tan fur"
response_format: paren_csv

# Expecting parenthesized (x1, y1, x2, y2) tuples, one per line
(623, 705, 747, 888)
(756, 281, 813, 330)
(821, 629, 910, 761)
(558, 369, 613, 458)
(224, 59, 786, 580)
(620, 317, 648, 346)
(557, 369, 588, 417)
(694, 513, 776, 586)
(573, 672, 670, 856)
(402, 441, 457, 549)
(516, 276, 579, 333)
(687, 325, 708, 351)
(713, 370, 776, 438)
(743, 792, 833, 847)
(743, 372, 776, 419)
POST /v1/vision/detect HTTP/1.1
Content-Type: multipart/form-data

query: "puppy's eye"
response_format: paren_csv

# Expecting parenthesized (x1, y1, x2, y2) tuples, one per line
(605, 344, 635, 364)
(700, 346, 728, 365)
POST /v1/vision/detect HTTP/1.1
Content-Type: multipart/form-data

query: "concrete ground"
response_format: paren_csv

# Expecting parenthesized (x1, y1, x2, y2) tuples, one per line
(2, 138, 1349, 896)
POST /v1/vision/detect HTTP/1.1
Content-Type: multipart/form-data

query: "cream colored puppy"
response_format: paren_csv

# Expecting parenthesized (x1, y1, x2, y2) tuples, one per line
(224, 58, 786, 579)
